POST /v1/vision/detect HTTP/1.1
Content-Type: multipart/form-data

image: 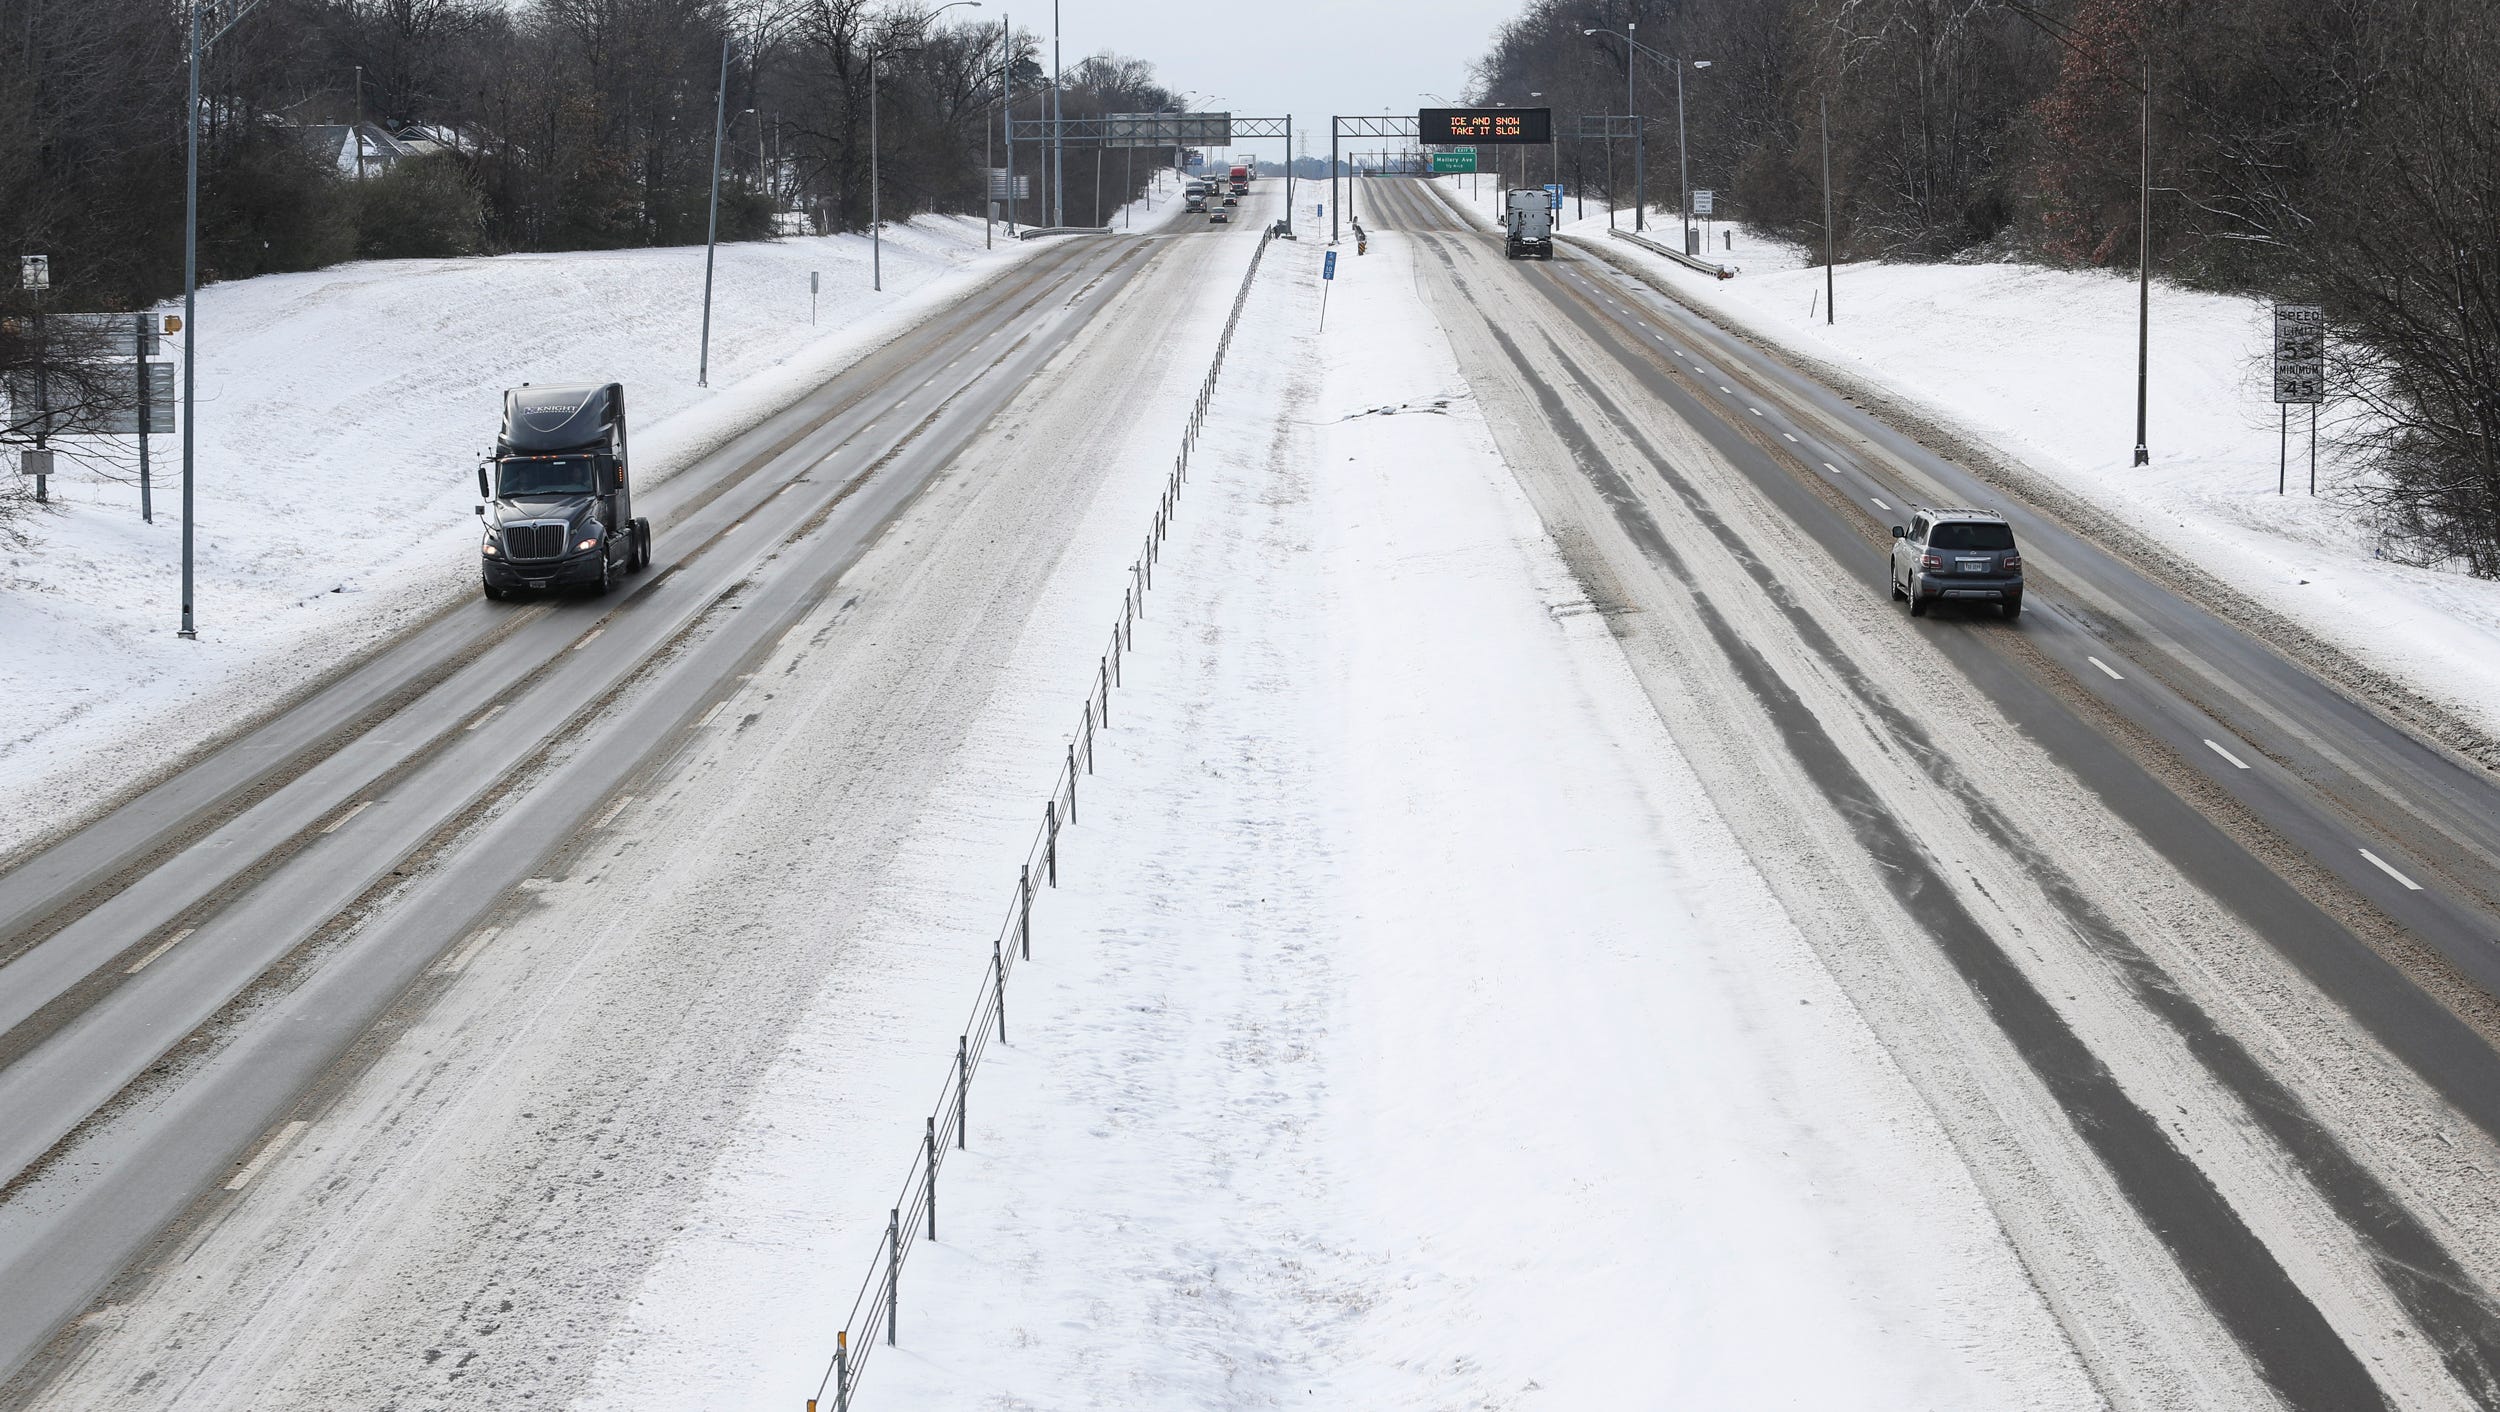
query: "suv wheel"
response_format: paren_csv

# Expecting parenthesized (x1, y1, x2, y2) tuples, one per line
(1890, 570, 1907, 602)
(1908, 588, 1928, 617)
(2002, 592, 2023, 622)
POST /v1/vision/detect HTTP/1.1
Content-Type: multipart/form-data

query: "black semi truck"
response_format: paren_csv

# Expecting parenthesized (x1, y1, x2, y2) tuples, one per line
(476, 382, 651, 600)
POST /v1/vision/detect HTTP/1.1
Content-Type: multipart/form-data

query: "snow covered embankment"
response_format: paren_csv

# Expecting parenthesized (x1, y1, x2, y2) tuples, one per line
(1434, 176, 2500, 753)
(824, 206, 2096, 1406)
(0, 188, 1187, 860)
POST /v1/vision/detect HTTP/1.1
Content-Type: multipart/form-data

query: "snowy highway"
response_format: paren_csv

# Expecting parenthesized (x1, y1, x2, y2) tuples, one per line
(1360, 175, 2500, 1405)
(7, 167, 2500, 1412)
(0, 200, 1272, 1395)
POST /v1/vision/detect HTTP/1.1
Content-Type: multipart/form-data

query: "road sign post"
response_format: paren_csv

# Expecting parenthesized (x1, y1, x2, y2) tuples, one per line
(2273, 304, 2325, 496)
(1320, 249, 1337, 332)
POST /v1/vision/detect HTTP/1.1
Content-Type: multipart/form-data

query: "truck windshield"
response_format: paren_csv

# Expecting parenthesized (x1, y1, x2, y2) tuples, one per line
(499, 456, 596, 497)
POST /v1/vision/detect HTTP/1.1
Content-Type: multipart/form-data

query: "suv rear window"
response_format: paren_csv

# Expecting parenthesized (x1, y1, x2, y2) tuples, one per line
(1930, 521, 2015, 551)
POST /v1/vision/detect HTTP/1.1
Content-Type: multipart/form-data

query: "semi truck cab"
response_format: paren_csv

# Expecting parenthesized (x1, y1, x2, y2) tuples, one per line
(477, 382, 651, 600)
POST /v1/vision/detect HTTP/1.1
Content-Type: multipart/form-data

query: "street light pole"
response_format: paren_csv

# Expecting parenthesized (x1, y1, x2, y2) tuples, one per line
(1050, 0, 1063, 228)
(2133, 48, 2152, 466)
(1628, 23, 1641, 231)
(1675, 59, 1690, 253)
(178, 0, 275, 640)
(1821, 93, 1835, 325)
(698, 29, 729, 386)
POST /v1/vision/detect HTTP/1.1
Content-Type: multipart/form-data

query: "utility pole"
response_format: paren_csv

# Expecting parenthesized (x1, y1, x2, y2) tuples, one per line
(2132, 48, 2152, 466)
(1821, 94, 1834, 325)
(697, 29, 729, 386)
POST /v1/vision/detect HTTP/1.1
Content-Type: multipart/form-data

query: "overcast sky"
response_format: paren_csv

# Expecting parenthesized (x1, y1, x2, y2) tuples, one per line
(1004, 0, 1525, 161)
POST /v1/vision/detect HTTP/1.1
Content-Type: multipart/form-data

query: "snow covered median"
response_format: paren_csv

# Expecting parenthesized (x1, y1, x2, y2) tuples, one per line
(1433, 176, 2500, 752)
(803, 204, 2095, 1407)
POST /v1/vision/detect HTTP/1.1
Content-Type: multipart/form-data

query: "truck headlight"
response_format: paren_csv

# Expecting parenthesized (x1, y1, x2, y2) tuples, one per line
(576, 535, 600, 551)
(481, 539, 500, 557)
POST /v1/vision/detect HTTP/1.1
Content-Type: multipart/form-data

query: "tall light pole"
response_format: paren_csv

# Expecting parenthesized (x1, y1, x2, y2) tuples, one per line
(697, 29, 730, 385)
(872, 1, 982, 290)
(1586, 28, 1705, 243)
(178, 0, 276, 640)
(1050, 0, 1064, 228)
(2133, 48, 2152, 466)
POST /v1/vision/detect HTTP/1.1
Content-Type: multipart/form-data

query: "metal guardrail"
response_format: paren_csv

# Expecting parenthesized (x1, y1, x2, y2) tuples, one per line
(1605, 226, 1736, 280)
(804, 224, 1281, 1412)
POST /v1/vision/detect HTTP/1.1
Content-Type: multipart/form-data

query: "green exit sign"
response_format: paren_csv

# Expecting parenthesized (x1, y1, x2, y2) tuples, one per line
(1431, 149, 1478, 174)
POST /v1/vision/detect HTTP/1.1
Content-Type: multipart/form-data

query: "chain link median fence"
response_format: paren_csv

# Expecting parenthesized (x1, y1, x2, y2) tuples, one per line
(806, 225, 1281, 1412)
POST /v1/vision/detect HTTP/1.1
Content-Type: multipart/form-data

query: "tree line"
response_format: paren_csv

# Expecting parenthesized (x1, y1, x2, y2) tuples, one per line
(1470, 0, 2500, 576)
(0, 0, 1180, 311)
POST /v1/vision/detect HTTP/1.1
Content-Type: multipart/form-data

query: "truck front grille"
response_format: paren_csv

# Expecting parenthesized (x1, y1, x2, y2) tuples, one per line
(505, 524, 564, 560)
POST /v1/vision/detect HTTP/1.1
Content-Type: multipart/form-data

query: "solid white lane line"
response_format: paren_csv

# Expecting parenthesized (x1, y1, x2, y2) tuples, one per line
(1871, 498, 1891, 511)
(591, 794, 636, 830)
(2088, 656, 2125, 680)
(2359, 849, 2425, 891)
(321, 801, 373, 834)
(2205, 739, 2252, 770)
(465, 704, 504, 732)
(126, 928, 195, 975)
(573, 627, 604, 651)
(439, 926, 501, 976)
(225, 1121, 308, 1191)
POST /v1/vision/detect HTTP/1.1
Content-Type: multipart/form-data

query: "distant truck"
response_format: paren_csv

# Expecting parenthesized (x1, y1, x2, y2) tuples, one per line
(1229, 164, 1250, 193)
(1503, 188, 1554, 260)
(477, 382, 651, 600)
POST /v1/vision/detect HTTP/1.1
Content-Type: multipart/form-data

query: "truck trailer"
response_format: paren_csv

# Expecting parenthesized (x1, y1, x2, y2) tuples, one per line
(477, 382, 652, 600)
(1503, 188, 1554, 260)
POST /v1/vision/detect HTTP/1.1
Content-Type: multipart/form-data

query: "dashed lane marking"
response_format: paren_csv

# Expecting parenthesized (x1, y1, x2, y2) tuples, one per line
(2360, 849, 2420, 889)
(1870, 498, 1890, 511)
(320, 801, 373, 834)
(1822, 462, 1842, 474)
(126, 928, 194, 975)
(2360, 849, 2425, 891)
(1749, 407, 1764, 416)
(2205, 739, 2252, 770)
(1783, 433, 1798, 442)
(224, 1121, 308, 1191)
(2088, 656, 2125, 680)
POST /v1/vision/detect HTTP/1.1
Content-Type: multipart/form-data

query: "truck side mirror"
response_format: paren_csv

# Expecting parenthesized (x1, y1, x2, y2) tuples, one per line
(478, 463, 491, 498)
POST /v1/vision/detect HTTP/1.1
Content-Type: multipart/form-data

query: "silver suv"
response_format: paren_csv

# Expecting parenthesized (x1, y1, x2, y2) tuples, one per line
(1890, 507, 2024, 620)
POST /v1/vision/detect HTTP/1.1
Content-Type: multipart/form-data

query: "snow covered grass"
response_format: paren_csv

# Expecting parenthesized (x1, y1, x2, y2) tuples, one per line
(0, 178, 1192, 857)
(823, 202, 2094, 1408)
(1432, 176, 2500, 749)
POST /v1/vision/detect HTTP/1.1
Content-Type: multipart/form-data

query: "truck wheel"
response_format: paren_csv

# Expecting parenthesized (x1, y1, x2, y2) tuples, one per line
(592, 554, 614, 597)
(632, 519, 652, 571)
(483, 581, 506, 603)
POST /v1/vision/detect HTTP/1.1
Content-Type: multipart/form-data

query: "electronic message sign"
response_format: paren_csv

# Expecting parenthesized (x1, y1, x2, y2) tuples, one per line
(1418, 107, 1552, 145)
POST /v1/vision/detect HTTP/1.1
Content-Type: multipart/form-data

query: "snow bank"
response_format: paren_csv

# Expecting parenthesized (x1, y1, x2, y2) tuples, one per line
(1433, 176, 2500, 749)
(0, 185, 1183, 857)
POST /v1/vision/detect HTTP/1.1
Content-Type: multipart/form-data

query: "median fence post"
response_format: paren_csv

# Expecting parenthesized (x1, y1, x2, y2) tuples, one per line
(1045, 801, 1059, 885)
(1068, 744, 1080, 819)
(1019, 863, 1032, 959)
(924, 1117, 939, 1242)
(956, 1035, 969, 1147)
(1100, 656, 1112, 721)
(994, 937, 1006, 1042)
(885, 1209, 900, 1345)
(836, 1332, 850, 1412)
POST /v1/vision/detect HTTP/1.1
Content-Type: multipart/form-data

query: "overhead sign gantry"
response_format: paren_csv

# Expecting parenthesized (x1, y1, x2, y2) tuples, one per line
(1331, 109, 1554, 244)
